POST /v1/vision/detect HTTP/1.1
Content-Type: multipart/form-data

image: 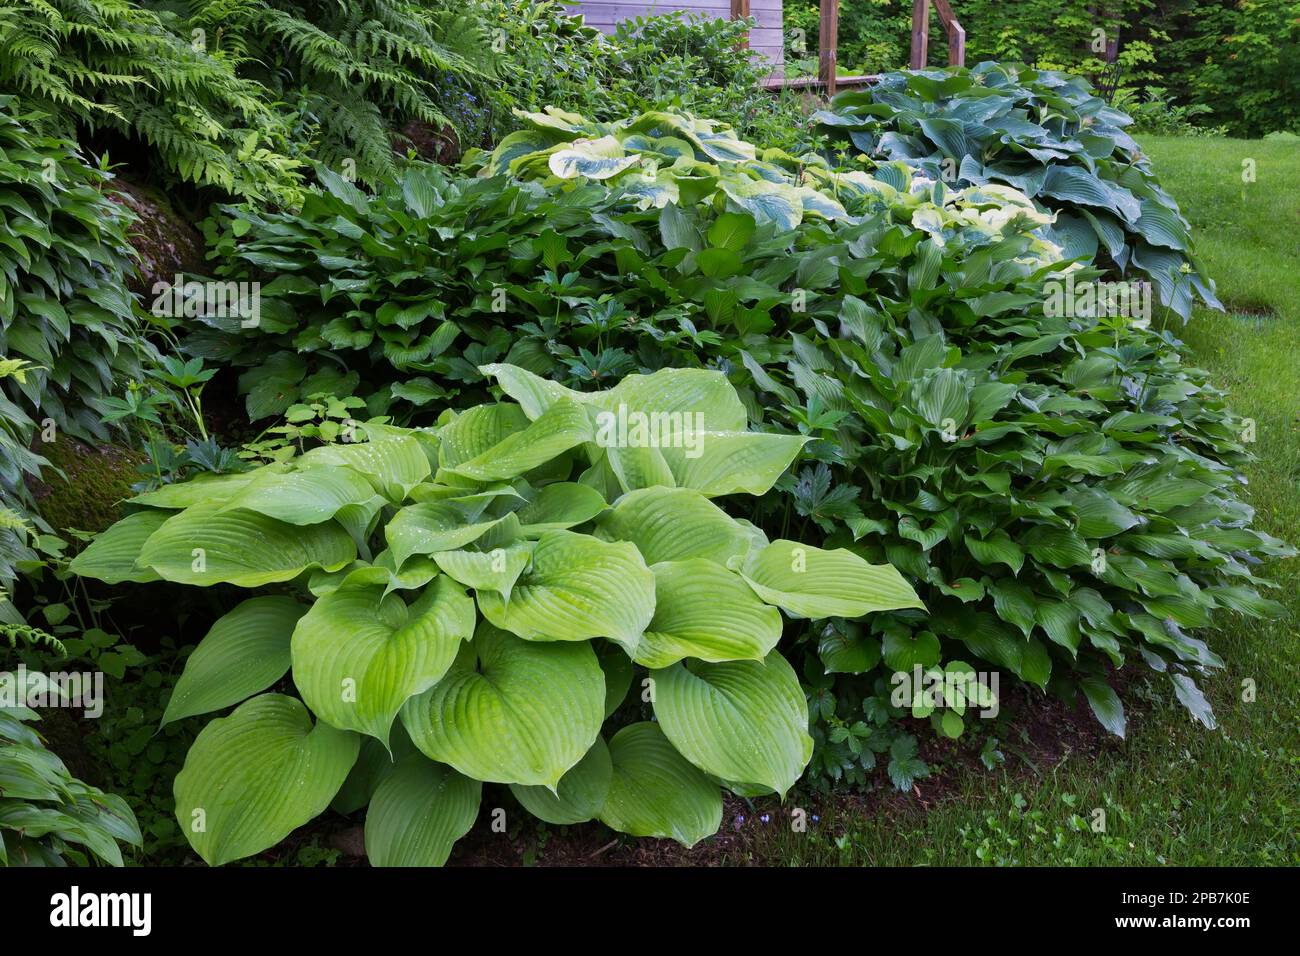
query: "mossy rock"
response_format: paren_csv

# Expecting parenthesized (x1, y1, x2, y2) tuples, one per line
(108, 179, 206, 296)
(28, 436, 143, 535)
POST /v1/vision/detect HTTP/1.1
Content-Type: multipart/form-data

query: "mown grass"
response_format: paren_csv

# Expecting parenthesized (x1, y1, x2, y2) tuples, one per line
(736, 135, 1300, 867)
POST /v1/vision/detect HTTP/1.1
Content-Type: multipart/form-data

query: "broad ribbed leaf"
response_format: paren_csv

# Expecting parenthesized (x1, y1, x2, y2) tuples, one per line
(740, 539, 925, 619)
(129, 471, 263, 509)
(596, 487, 749, 565)
(292, 575, 474, 744)
(162, 596, 305, 726)
(661, 431, 809, 497)
(220, 466, 381, 525)
(385, 502, 503, 568)
(138, 503, 356, 587)
(432, 542, 534, 600)
(443, 398, 592, 482)
(400, 625, 604, 787)
(363, 756, 480, 867)
(173, 694, 358, 866)
(636, 559, 782, 668)
(599, 722, 721, 847)
(477, 530, 654, 653)
(299, 436, 432, 500)
(68, 510, 168, 584)
(652, 653, 811, 797)
(516, 482, 607, 533)
(510, 737, 612, 825)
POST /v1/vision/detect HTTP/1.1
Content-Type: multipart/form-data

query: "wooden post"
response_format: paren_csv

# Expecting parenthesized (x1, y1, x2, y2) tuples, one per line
(730, 0, 751, 49)
(819, 0, 839, 95)
(933, 0, 965, 66)
(910, 0, 930, 69)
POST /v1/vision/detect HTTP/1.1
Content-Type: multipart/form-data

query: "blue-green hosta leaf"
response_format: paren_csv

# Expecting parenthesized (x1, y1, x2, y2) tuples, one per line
(363, 755, 480, 867)
(68, 510, 168, 584)
(219, 466, 381, 525)
(740, 540, 925, 619)
(162, 596, 305, 726)
(477, 530, 654, 653)
(173, 694, 359, 866)
(431, 542, 534, 600)
(138, 503, 356, 587)
(719, 177, 803, 230)
(297, 436, 433, 502)
(599, 722, 722, 847)
(652, 653, 811, 797)
(292, 576, 474, 745)
(400, 626, 604, 787)
(516, 482, 607, 533)
(635, 559, 782, 668)
(510, 737, 612, 825)
(385, 502, 504, 569)
(442, 398, 593, 482)
(595, 487, 749, 565)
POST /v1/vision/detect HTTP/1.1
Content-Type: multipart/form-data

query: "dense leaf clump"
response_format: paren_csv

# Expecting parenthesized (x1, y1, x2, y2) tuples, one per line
(814, 62, 1220, 320)
(73, 365, 921, 864)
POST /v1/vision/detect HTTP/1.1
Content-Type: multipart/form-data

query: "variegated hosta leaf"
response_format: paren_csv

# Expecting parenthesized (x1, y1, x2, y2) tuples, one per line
(596, 487, 749, 565)
(162, 596, 305, 726)
(598, 722, 722, 847)
(291, 575, 475, 745)
(652, 653, 812, 797)
(298, 435, 432, 501)
(363, 755, 481, 867)
(137, 503, 356, 587)
(441, 398, 592, 482)
(400, 625, 604, 787)
(740, 539, 925, 619)
(476, 530, 654, 653)
(515, 482, 607, 534)
(719, 177, 804, 230)
(218, 465, 382, 525)
(636, 559, 783, 668)
(510, 736, 611, 825)
(67, 509, 168, 584)
(173, 694, 358, 867)
(432, 542, 534, 600)
(548, 135, 641, 180)
(385, 502, 503, 568)
(483, 129, 563, 175)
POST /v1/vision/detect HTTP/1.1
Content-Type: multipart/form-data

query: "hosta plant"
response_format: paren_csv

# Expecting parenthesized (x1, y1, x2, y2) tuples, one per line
(814, 62, 1220, 319)
(72, 364, 922, 865)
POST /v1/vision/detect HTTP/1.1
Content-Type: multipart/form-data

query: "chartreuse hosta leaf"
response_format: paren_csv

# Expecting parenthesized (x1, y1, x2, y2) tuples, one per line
(363, 755, 480, 867)
(401, 625, 604, 787)
(652, 652, 811, 797)
(385, 502, 504, 568)
(432, 543, 534, 600)
(299, 434, 432, 501)
(509, 737, 612, 825)
(740, 539, 925, 619)
(476, 530, 655, 654)
(219, 465, 382, 525)
(599, 722, 722, 847)
(596, 487, 749, 565)
(637, 559, 783, 668)
(292, 575, 474, 745)
(442, 399, 593, 482)
(129, 470, 266, 509)
(67, 509, 168, 584)
(137, 503, 356, 587)
(162, 596, 306, 726)
(173, 694, 358, 867)
(515, 482, 607, 534)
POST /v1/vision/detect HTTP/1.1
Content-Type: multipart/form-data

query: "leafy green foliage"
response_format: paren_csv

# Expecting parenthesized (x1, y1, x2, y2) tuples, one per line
(0, 96, 151, 587)
(75, 365, 921, 863)
(814, 62, 1220, 320)
(0, 702, 142, 866)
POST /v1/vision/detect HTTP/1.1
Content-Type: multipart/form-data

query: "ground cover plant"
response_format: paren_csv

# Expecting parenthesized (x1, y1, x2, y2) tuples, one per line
(814, 62, 1220, 320)
(71, 364, 922, 864)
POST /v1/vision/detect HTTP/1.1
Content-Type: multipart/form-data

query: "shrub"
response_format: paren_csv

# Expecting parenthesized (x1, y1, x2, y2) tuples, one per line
(71, 365, 921, 863)
(194, 108, 1289, 777)
(0, 689, 142, 865)
(814, 62, 1220, 320)
(0, 96, 151, 587)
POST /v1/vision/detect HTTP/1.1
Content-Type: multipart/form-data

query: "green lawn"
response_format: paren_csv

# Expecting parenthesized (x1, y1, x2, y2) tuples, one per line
(736, 136, 1300, 867)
